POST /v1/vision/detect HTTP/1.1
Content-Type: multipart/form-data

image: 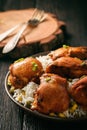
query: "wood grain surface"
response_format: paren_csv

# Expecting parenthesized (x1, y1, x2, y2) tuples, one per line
(0, 9, 65, 59)
(0, 0, 87, 130)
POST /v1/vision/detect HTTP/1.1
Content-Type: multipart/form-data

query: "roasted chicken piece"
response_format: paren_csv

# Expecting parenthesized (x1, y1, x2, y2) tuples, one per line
(9, 57, 43, 88)
(68, 76, 87, 106)
(46, 56, 87, 78)
(32, 73, 70, 114)
(49, 46, 87, 60)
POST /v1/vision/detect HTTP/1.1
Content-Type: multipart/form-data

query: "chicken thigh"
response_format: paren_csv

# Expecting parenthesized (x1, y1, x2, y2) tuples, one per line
(68, 76, 87, 106)
(46, 56, 87, 78)
(9, 57, 43, 88)
(49, 46, 87, 60)
(32, 73, 70, 114)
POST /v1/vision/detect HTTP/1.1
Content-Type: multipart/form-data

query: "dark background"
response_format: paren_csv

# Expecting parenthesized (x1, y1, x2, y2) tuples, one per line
(0, 0, 87, 46)
(0, 0, 87, 130)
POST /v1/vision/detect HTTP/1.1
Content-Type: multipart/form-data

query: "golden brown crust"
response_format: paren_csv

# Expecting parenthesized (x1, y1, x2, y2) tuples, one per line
(46, 56, 87, 78)
(9, 57, 43, 88)
(49, 46, 87, 60)
(32, 73, 70, 114)
(68, 76, 87, 106)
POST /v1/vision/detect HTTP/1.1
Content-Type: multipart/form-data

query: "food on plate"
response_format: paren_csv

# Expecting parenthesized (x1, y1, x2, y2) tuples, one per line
(46, 56, 87, 78)
(7, 45, 87, 118)
(68, 76, 87, 106)
(31, 73, 70, 114)
(49, 45, 87, 60)
(9, 57, 43, 88)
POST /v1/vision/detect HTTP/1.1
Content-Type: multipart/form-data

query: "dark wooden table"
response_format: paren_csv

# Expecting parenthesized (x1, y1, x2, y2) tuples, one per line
(0, 0, 87, 130)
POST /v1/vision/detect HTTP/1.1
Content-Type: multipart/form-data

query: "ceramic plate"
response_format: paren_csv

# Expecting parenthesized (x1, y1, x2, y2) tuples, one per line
(5, 52, 87, 122)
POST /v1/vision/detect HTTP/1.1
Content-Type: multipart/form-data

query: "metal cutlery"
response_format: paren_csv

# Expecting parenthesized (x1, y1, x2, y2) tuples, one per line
(0, 23, 23, 42)
(2, 9, 46, 54)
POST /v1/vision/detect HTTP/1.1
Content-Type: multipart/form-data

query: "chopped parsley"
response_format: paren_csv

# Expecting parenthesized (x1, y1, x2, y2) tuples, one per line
(63, 44, 69, 48)
(81, 61, 87, 66)
(45, 77, 51, 82)
(14, 58, 24, 63)
(32, 62, 38, 71)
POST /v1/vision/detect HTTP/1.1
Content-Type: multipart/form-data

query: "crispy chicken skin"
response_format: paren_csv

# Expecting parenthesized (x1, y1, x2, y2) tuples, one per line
(68, 76, 87, 106)
(46, 56, 87, 78)
(31, 73, 70, 114)
(49, 46, 87, 60)
(9, 57, 43, 88)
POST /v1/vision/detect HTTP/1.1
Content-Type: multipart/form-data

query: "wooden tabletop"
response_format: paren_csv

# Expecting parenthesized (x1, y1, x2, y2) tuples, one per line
(0, 0, 87, 130)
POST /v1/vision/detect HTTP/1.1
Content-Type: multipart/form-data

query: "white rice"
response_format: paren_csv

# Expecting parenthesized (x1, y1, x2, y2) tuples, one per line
(13, 82, 39, 106)
(36, 55, 52, 71)
(12, 55, 87, 118)
(63, 108, 86, 118)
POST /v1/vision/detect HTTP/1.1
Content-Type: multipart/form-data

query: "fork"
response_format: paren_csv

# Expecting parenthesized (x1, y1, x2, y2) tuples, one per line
(2, 9, 46, 54)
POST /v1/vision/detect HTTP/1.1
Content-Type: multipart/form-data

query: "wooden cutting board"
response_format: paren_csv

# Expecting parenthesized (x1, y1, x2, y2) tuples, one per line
(0, 8, 65, 59)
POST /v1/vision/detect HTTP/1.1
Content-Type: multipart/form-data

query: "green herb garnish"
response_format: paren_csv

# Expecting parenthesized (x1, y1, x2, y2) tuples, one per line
(9, 86, 15, 94)
(14, 58, 24, 63)
(32, 62, 38, 71)
(45, 77, 51, 82)
(81, 61, 86, 66)
(63, 44, 69, 48)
